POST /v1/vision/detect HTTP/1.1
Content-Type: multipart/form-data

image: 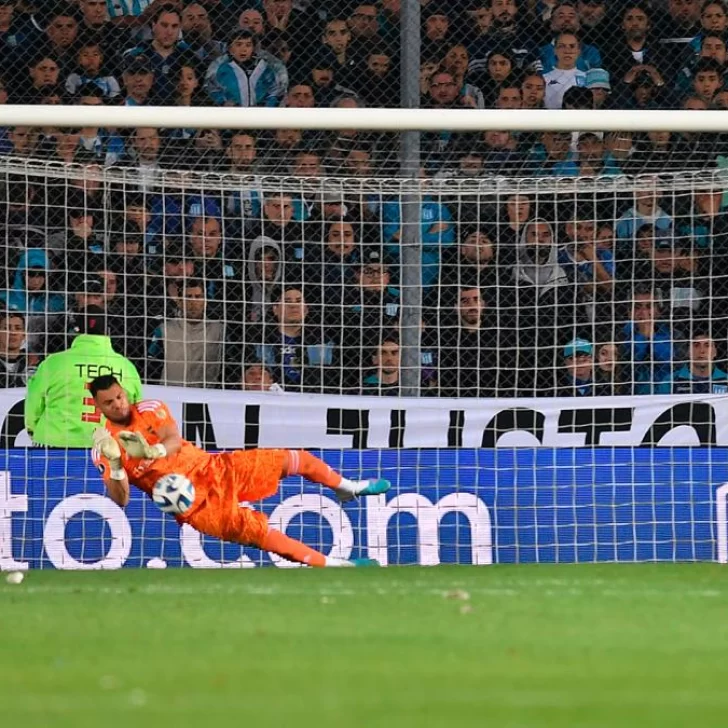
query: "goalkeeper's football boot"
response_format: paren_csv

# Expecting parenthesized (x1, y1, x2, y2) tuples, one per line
(349, 558, 381, 567)
(358, 478, 391, 497)
(336, 478, 391, 503)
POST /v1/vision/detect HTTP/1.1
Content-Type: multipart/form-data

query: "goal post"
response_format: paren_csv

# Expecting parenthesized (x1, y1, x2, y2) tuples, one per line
(1, 107, 728, 568)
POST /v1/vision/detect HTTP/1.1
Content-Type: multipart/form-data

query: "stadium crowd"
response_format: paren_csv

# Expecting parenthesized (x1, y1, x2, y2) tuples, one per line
(0, 0, 727, 397)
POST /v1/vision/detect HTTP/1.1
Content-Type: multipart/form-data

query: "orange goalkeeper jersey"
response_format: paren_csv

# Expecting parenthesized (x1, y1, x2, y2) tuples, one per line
(91, 399, 213, 505)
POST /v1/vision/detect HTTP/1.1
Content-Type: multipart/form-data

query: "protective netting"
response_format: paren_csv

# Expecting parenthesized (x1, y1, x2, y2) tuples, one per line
(0, 0, 728, 175)
(1, 157, 727, 398)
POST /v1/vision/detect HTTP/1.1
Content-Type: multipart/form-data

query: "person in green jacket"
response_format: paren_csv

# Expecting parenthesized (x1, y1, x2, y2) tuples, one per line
(25, 308, 143, 447)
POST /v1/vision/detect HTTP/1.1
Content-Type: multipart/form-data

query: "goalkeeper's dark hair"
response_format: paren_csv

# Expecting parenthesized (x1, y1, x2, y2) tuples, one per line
(89, 375, 120, 398)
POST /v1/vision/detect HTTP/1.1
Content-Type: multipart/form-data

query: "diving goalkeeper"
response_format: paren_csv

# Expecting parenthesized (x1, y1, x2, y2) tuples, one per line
(89, 375, 389, 567)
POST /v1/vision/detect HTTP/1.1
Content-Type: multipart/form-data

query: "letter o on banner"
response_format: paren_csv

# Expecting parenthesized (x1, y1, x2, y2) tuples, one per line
(267, 495, 354, 568)
(44, 495, 132, 570)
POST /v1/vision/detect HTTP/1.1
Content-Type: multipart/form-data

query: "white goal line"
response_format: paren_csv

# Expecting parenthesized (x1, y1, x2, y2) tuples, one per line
(0, 106, 727, 133)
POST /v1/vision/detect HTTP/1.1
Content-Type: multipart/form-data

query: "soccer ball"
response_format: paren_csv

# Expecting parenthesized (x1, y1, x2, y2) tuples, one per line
(152, 474, 195, 515)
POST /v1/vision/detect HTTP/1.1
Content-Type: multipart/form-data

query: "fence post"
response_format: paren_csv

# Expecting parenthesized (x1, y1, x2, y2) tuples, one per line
(399, 0, 422, 397)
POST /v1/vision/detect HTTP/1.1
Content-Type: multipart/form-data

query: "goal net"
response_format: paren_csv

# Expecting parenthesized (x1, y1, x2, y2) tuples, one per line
(0, 151, 727, 569)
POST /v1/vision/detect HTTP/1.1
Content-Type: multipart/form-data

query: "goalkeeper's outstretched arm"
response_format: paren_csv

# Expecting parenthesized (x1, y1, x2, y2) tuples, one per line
(106, 471, 130, 508)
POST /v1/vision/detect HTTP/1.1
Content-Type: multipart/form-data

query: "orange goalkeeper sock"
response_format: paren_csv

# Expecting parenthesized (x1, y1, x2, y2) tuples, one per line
(261, 528, 327, 567)
(287, 450, 342, 489)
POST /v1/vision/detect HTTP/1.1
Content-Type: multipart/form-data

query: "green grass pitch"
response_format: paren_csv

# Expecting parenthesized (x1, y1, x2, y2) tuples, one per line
(2, 564, 728, 728)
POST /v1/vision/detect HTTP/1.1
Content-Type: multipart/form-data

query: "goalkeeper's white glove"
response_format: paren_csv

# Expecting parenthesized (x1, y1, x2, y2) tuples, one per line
(92, 428, 125, 480)
(118, 431, 167, 460)
(92, 427, 121, 462)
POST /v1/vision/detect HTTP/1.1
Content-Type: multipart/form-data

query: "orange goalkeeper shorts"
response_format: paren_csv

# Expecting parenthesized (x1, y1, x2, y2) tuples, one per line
(179, 448, 286, 547)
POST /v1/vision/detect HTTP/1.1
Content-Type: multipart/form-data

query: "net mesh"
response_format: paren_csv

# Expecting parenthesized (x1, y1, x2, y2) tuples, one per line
(0, 157, 727, 397)
(0, 157, 725, 569)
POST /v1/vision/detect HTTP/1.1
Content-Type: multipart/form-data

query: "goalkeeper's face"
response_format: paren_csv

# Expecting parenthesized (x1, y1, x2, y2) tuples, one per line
(93, 384, 132, 425)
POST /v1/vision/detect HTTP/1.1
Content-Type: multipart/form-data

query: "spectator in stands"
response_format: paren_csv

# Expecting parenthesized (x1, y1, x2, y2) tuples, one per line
(226, 132, 258, 175)
(181, 2, 224, 64)
(108, 220, 148, 284)
(241, 363, 282, 392)
(121, 57, 155, 106)
(656, 331, 728, 393)
(577, 0, 608, 46)
(616, 186, 673, 243)
(621, 286, 675, 394)
(425, 70, 473, 112)
(422, 3, 452, 57)
(122, 127, 164, 184)
(125, 5, 189, 100)
(601, 4, 666, 85)
(526, 130, 572, 175)
(540, 1, 602, 72)
(637, 228, 707, 329)
(442, 44, 485, 108)
(690, 57, 724, 104)
(207, 29, 281, 107)
(316, 220, 361, 295)
(438, 225, 500, 308)
(379, 177, 455, 288)
(245, 235, 282, 323)
(171, 63, 205, 109)
(439, 285, 507, 396)
(239, 8, 266, 37)
(148, 277, 224, 387)
(147, 242, 195, 316)
(2, 126, 37, 157)
(348, 3, 381, 49)
(69, 276, 106, 319)
(321, 16, 354, 74)
(605, 131, 635, 171)
(494, 85, 522, 109)
(594, 342, 628, 395)
(496, 194, 535, 257)
(1, 249, 66, 356)
(25, 55, 61, 100)
(477, 48, 517, 103)
(360, 332, 402, 395)
(511, 217, 581, 394)
(284, 83, 315, 108)
(344, 244, 399, 319)
(185, 207, 238, 314)
(629, 131, 683, 173)
(558, 338, 599, 395)
(258, 127, 302, 172)
(551, 132, 622, 176)
(617, 65, 668, 110)
(543, 32, 588, 109)
(78, 0, 131, 64)
(558, 204, 615, 303)
(1, 249, 65, 316)
(246, 192, 305, 272)
(0, 311, 29, 387)
(65, 41, 121, 99)
(42, 6, 80, 71)
(676, 189, 728, 253)
(249, 284, 337, 393)
(468, 0, 537, 77)
(47, 200, 106, 278)
(521, 73, 546, 109)
(586, 68, 611, 108)
(655, 0, 703, 64)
